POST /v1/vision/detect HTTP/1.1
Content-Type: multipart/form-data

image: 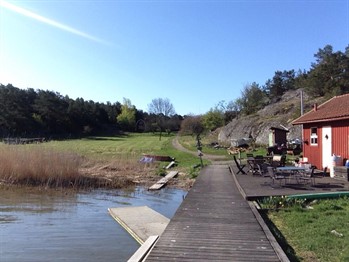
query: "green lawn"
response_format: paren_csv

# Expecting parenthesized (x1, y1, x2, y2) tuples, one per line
(23, 133, 206, 169)
(178, 135, 231, 157)
(0, 133, 209, 187)
(261, 197, 349, 262)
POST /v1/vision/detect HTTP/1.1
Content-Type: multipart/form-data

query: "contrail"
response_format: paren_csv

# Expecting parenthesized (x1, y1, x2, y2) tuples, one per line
(0, 0, 110, 45)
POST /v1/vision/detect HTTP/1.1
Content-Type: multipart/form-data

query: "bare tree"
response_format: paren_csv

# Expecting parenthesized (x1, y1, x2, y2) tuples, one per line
(179, 115, 204, 136)
(148, 98, 176, 140)
(148, 98, 175, 117)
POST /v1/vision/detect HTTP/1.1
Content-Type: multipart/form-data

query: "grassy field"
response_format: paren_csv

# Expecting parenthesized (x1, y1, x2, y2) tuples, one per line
(41, 133, 205, 167)
(260, 196, 349, 262)
(0, 133, 205, 188)
(178, 134, 231, 156)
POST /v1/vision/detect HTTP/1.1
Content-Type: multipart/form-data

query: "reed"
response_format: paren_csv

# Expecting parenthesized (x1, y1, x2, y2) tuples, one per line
(0, 145, 157, 189)
(0, 146, 82, 187)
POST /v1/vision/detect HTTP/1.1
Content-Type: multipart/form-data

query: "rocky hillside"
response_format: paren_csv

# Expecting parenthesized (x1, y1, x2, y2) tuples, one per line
(218, 89, 325, 146)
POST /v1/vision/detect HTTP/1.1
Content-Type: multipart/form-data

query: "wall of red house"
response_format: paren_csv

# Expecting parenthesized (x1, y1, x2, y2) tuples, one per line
(332, 119, 349, 164)
(302, 119, 349, 169)
(302, 123, 322, 169)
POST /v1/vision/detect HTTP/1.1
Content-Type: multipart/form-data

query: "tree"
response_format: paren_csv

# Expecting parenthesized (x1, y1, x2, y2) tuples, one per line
(202, 108, 225, 131)
(148, 98, 175, 116)
(226, 99, 242, 121)
(0, 84, 37, 136)
(313, 44, 333, 64)
(239, 82, 267, 115)
(179, 115, 205, 166)
(117, 98, 136, 131)
(303, 45, 349, 97)
(34, 90, 69, 135)
(264, 70, 296, 102)
(179, 115, 205, 136)
(148, 98, 176, 140)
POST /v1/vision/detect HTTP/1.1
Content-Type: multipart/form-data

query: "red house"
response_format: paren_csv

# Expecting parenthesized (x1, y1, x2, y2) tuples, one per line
(292, 94, 349, 174)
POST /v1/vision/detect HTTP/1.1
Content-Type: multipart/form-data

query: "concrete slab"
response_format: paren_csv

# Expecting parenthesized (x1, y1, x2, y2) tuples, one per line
(108, 206, 170, 244)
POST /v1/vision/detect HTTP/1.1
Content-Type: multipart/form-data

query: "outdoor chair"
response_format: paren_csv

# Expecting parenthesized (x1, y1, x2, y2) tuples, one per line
(323, 166, 328, 177)
(253, 163, 264, 176)
(314, 166, 328, 177)
(233, 155, 246, 175)
(267, 166, 287, 185)
(271, 155, 282, 167)
(299, 166, 316, 185)
(280, 155, 287, 167)
(247, 156, 264, 176)
(247, 157, 255, 172)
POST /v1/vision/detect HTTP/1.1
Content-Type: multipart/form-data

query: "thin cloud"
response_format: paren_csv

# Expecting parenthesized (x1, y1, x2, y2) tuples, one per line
(0, 0, 111, 45)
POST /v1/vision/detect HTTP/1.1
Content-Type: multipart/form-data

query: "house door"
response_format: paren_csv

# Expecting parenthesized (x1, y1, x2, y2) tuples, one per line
(322, 126, 332, 169)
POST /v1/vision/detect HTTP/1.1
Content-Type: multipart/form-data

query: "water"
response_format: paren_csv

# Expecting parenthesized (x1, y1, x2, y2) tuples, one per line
(0, 187, 187, 262)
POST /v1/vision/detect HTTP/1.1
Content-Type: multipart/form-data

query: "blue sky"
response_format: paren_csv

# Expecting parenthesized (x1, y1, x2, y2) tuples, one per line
(0, 0, 348, 115)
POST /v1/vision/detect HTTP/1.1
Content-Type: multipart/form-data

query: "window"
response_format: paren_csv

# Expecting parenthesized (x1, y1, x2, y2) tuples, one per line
(310, 127, 318, 145)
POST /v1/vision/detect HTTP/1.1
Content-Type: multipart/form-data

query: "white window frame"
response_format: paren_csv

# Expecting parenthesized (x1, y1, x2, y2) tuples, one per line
(310, 127, 318, 145)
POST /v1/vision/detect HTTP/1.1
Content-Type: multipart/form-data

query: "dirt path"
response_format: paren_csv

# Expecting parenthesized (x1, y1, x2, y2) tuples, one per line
(172, 135, 230, 162)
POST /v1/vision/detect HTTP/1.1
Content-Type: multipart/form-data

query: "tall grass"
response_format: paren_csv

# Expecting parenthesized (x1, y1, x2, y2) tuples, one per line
(0, 144, 160, 189)
(0, 146, 85, 187)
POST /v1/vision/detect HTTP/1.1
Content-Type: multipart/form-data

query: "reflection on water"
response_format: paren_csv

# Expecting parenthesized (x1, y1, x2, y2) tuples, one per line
(0, 187, 187, 262)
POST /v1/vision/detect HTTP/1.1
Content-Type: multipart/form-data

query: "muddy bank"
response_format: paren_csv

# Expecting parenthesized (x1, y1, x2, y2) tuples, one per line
(0, 160, 194, 191)
(80, 161, 195, 190)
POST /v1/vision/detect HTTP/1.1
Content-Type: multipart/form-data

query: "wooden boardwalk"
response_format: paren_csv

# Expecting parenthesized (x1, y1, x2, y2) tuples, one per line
(145, 164, 286, 261)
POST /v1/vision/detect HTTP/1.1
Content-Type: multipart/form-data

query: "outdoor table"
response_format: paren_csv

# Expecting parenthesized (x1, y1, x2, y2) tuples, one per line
(276, 166, 306, 184)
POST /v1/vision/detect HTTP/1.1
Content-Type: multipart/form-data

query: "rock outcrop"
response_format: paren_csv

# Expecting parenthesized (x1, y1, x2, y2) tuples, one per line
(218, 89, 323, 146)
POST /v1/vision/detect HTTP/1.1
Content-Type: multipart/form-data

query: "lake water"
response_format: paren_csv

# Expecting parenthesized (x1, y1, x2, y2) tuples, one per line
(0, 187, 187, 262)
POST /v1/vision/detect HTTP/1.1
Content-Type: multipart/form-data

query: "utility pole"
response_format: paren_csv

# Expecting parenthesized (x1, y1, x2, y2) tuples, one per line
(300, 90, 304, 115)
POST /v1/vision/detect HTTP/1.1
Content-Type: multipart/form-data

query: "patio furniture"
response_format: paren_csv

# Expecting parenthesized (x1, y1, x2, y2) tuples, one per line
(271, 155, 287, 167)
(247, 156, 265, 176)
(299, 166, 316, 185)
(314, 166, 328, 177)
(233, 155, 246, 175)
(267, 166, 287, 185)
(247, 157, 254, 171)
(276, 166, 306, 184)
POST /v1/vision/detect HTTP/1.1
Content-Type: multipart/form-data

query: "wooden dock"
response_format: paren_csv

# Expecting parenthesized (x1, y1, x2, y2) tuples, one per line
(108, 206, 170, 244)
(144, 164, 287, 261)
(149, 171, 178, 190)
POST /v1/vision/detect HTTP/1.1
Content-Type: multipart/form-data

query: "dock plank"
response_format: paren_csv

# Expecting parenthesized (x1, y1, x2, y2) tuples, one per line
(128, 236, 159, 262)
(145, 164, 286, 261)
(149, 171, 178, 190)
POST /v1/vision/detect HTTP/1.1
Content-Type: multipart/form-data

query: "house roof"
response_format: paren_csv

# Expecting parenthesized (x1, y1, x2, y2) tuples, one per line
(270, 127, 289, 132)
(292, 93, 349, 125)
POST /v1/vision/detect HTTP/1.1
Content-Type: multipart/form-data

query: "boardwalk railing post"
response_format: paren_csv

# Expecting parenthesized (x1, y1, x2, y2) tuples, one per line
(196, 134, 203, 167)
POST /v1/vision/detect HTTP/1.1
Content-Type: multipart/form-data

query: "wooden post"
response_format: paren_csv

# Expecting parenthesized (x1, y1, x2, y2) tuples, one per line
(196, 135, 203, 167)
